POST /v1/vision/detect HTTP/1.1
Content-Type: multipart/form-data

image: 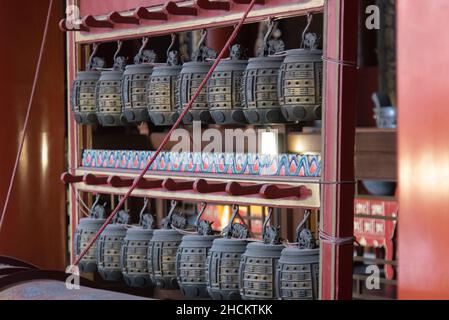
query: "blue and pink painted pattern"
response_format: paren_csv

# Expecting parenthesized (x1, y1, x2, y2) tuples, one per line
(81, 149, 321, 177)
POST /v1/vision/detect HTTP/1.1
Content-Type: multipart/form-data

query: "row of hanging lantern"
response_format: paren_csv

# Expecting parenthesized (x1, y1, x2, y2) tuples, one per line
(74, 196, 319, 300)
(71, 16, 323, 127)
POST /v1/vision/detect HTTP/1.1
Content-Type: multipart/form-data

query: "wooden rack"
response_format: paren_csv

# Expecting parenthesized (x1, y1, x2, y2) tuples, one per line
(63, 0, 359, 300)
(62, 0, 324, 43)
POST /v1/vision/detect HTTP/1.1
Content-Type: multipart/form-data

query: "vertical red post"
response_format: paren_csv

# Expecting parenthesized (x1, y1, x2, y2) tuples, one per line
(397, 0, 449, 299)
(320, 0, 359, 299)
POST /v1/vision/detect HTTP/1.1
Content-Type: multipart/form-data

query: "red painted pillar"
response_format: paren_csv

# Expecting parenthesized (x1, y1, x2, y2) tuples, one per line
(0, 0, 66, 270)
(397, 0, 449, 299)
(320, 0, 359, 299)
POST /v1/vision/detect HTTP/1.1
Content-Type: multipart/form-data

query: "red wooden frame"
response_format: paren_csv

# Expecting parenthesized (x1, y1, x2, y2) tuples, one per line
(320, 0, 359, 299)
(64, 0, 358, 299)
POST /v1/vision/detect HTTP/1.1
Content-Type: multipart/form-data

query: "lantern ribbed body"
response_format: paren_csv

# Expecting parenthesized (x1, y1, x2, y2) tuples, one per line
(147, 65, 181, 126)
(206, 238, 249, 300)
(178, 61, 213, 124)
(239, 241, 285, 300)
(96, 224, 127, 281)
(120, 227, 154, 288)
(278, 49, 323, 122)
(242, 56, 286, 124)
(148, 229, 184, 289)
(96, 70, 127, 126)
(122, 64, 153, 123)
(276, 247, 320, 300)
(74, 217, 106, 273)
(176, 235, 219, 298)
(71, 71, 100, 125)
(207, 59, 248, 124)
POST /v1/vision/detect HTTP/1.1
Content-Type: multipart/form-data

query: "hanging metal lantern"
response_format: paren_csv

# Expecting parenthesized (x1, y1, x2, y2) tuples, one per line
(147, 34, 182, 126)
(148, 200, 187, 289)
(178, 29, 217, 124)
(96, 41, 129, 127)
(276, 210, 320, 300)
(206, 205, 250, 300)
(122, 38, 157, 124)
(239, 208, 285, 300)
(120, 198, 154, 288)
(71, 44, 105, 125)
(278, 15, 323, 122)
(96, 205, 130, 282)
(74, 195, 107, 273)
(207, 44, 248, 125)
(242, 20, 287, 124)
(176, 203, 219, 299)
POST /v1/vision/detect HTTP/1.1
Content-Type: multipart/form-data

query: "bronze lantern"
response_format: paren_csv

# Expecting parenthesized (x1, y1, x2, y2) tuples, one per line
(207, 44, 248, 125)
(178, 29, 217, 124)
(176, 203, 219, 299)
(96, 208, 130, 282)
(276, 210, 320, 300)
(278, 16, 323, 122)
(239, 208, 285, 300)
(96, 41, 129, 127)
(120, 199, 154, 288)
(122, 38, 157, 124)
(206, 205, 250, 300)
(74, 195, 107, 273)
(148, 200, 187, 289)
(242, 21, 287, 124)
(147, 35, 182, 126)
(71, 44, 105, 125)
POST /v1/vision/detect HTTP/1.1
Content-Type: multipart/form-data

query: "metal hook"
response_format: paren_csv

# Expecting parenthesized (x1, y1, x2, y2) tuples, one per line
(295, 209, 311, 241)
(166, 33, 177, 57)
(262, 18, 276, 56)
(92, 193, 101, 209)
(300, 13, 314, 48)
(195, 202, 208, 228)
(137, 37, 149, 57)
(164, 199, 178, 227)
(139, 197, 150, 222)
(197, 29, 207, 50)
(113, 40, 123, 62)
(262, 207, 273, 240)
(87, 43, 100, 70)
(223, 204, 239, 238)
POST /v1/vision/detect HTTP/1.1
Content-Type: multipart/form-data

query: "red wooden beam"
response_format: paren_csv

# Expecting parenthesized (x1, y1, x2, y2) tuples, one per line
(60, 172, 83, 184)
(320, 0, 359, 300)
(107, 176, 134, 188)
(193, 179, 227, 193)
(163, 178, 194, 191)
(233, 0, 265, 4)
(163, 1, 198, 16)
(135, 178, 164, 189)
(107, 11, 140, 25)
(83, 174, 109, 185)
(260, 184, 310, 199)
(133, 7, 167, 20)
(226, 181, 262, 196)
(82, 15, 114, 28)
(195, 0, 230, 11)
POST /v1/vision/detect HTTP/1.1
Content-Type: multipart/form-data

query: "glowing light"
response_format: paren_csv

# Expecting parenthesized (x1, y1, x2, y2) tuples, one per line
(220, 205, 231, 229)
(41, 132, 49, 173)
(260, 130, 278, 155)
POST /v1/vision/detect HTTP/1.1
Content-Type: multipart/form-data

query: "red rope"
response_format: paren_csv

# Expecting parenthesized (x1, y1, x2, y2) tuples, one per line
(0, 0, 54, 234)
(72, 0, 258, 267)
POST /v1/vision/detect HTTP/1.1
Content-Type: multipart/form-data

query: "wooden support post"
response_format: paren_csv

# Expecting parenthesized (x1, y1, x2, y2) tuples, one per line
(320, 0, 359, 300)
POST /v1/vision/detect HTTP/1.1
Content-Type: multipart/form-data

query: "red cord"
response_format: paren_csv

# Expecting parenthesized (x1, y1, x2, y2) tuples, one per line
(72, 0, 258, 267)
(0, 0, 54, 234)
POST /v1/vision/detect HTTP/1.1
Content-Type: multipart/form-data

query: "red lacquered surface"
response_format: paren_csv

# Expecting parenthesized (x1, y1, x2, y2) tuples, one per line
(0, 0, 66, 270)
(397, 0, 449, 299)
